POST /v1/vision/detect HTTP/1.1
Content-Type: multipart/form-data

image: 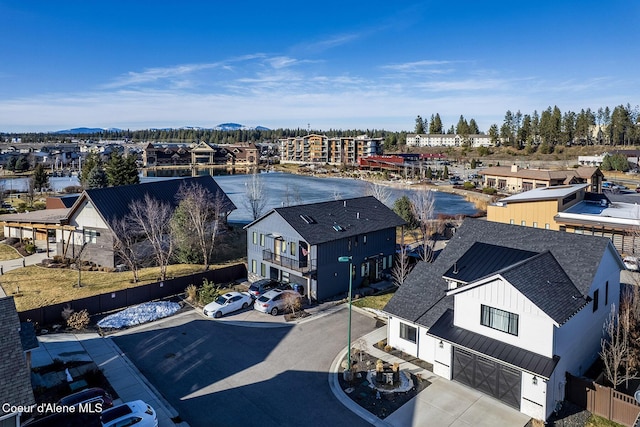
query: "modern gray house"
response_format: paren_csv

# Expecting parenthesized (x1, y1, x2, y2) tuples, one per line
(244, 196, 406, 302)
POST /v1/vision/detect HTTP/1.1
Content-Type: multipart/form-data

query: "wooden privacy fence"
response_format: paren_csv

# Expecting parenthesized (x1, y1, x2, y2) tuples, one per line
(17, 263, 247, 325)
(566, 373, 640, 427)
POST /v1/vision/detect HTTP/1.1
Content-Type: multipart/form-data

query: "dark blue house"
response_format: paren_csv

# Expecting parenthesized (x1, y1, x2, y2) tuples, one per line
(244, 196, 406, 302)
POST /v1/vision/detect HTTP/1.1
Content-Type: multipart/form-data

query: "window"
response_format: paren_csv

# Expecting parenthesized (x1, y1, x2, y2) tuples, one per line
(84, 230, 97, 244)
(481, 305, 519, 335)
(509, 219, 515, 225)
(290, 242, 296, 255)
(533, 222, 538, 228)
(605, 281, 609, 305)
(521, 220, 526, 226)
(363, 235, 367, 244)
(545, 223, 550, 229)
(593, 289, 599, 312)
(260, 263, 266, 276)
(260, 234, 265, 246)
(251, 259, 257, 273)
(399, 323, 417, 343)
(252, 232, 257, 245)
(281, 271, 290, 283)
(281, 240, 287, 253)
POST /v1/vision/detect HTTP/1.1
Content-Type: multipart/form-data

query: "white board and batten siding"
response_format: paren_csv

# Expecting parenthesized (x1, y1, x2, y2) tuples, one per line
(453, 276, 556, 358)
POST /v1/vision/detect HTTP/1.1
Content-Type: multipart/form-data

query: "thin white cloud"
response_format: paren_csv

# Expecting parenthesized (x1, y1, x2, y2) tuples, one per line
(381, 60, 457, 72)
(296, 32, 361, 53)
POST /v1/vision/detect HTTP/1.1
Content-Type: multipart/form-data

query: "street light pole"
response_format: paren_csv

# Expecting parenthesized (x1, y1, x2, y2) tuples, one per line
(338, 255, 353, 381)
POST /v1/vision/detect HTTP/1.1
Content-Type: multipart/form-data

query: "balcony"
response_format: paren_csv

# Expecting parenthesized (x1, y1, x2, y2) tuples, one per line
(263, 249, 316, 273)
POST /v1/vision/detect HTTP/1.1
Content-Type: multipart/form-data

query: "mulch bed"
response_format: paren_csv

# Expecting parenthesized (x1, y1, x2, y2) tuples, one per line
(337, 352, 431, 419)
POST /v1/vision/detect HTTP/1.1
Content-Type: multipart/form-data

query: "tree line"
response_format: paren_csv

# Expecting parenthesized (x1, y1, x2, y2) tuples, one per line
(414, 104, 640, 151)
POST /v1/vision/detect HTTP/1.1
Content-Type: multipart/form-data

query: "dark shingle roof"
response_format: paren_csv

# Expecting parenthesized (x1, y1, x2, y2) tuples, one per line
(443, 242, 538, 284)
(384, 218, 618, 328)
(259, 196, 406, 245)
(73, 176, 236, 225)
(429, 309, 559, 378)
(0, 297, 36, 416)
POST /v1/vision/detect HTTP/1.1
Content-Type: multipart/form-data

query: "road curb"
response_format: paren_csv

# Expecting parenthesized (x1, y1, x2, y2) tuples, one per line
(104, 337, 190, 427)
(328, 346, 393, 427)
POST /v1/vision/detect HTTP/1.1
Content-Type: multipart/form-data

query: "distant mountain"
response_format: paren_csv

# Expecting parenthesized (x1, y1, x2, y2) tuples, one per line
(54, 127, 121, 134)
(213, 123, 270, 131)
(52, 124, 270, 134)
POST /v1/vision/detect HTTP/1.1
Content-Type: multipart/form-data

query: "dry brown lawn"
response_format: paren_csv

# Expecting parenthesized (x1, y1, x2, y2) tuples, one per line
(4, 263, 213, 312)
(0, 243, 21, 261)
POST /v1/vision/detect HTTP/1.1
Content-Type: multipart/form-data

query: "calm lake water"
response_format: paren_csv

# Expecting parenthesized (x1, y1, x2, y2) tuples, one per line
(1, 172, 478, 224)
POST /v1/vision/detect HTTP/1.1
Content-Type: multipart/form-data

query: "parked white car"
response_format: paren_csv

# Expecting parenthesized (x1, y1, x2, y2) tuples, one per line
(101, 400, 157, 427)
(203, 291, 253, 318)
(624, 256, 639, 271)
(254, 288, 303, 316)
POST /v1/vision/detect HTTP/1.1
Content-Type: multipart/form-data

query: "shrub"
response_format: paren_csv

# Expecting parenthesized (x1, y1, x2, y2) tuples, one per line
(377, 340, 386, 349)
(197, 279, 221, 305)
(463, 181, 475, 190)
(61, 305, 74, 321)
(482, 187, 497, 195)
(384, 344, 393, 352)
(66, 309, 90, 330)
(185, 284, 197, 303)
(24, 243, 36, 254)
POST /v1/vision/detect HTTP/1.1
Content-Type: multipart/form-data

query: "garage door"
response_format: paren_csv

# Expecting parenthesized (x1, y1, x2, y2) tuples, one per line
(452, 347, 521, 409)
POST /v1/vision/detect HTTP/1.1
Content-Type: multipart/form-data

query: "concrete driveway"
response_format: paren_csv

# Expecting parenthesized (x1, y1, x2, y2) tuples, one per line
(111, 308, 379, 427)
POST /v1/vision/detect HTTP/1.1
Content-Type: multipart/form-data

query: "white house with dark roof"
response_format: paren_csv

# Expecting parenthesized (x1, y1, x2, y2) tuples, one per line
(383, 219, 624, 421)
(244, 196, 406, 302)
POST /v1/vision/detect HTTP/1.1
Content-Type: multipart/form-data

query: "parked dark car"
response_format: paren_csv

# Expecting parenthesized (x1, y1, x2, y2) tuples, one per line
(248, 279, 290, 298)
(57, 387, 114, 411)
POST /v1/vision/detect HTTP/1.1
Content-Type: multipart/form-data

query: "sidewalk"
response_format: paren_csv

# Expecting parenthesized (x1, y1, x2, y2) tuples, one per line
(32, 333, 187, 427)
(329, 326, 531, 427)
(0, 244, 55, 297)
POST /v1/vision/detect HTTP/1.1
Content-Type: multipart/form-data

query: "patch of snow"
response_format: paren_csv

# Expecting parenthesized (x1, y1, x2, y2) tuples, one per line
(97, 301, 181, 329)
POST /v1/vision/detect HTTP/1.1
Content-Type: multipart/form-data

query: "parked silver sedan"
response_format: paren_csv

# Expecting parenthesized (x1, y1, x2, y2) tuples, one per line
(203, 291, 253, 318)
(254, 289, 302, 316)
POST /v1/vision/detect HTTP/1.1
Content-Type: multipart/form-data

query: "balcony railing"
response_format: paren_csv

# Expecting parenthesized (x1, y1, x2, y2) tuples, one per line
(263, 249, 316, 273)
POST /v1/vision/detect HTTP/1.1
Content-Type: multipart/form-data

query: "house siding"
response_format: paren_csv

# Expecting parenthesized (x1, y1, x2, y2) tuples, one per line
(315, 228, 396, 301)
(453, 278, 555, 357)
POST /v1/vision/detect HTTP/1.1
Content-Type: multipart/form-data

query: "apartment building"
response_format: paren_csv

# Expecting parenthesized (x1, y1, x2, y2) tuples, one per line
(279, 134, 383, 165)
(406, 133, 493, 148)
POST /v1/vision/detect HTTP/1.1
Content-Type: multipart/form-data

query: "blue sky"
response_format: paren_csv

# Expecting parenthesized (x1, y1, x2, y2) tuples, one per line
(0, 1, 638, 133)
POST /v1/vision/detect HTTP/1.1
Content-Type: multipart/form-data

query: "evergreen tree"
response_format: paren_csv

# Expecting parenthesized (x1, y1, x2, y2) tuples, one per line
(456, 115, 470, 135)
(415, 116, 426, 134)
(32, 163, 49, 191)
(5, 156, 16, 171)
(105, 152, 140, 187)
(392, 196, 418, 228)
(14, 155, 28, 172)
(81, 153, 101, 187)
(86, 166, 108, 189)
(429, 114, 443, 134)
(468, 118, 480, 135)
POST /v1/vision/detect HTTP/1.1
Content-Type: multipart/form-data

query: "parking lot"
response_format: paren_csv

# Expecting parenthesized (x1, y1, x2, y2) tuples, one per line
(112, 307, 379, 427)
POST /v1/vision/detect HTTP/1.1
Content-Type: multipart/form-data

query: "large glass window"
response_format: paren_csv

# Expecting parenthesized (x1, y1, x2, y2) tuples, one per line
(399, 322, 417, 343)
(481, 305, 519, 335)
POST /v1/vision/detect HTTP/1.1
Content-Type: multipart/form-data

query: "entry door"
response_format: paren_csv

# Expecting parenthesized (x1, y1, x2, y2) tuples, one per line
(452, 347, 521, 409)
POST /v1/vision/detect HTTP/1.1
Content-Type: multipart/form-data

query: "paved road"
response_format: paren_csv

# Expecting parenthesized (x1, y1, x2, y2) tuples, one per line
(112, 308, 379, 427)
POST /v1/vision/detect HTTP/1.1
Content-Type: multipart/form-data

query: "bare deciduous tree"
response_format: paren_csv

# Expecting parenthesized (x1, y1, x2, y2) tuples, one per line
(411, 188, 437, 262)
(172, 182, 230, 270)
(391, 243, 411, 287)
(283, 291, 302, 317)
(365, 182, 392, 206)
(111, 216, 144, 283)
(128, 194, 174, 281)
(601, 293, 640, 389)
(244, 171, 268, 220)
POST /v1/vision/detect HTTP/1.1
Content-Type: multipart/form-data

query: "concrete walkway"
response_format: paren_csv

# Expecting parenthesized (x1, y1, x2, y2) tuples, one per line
(330, 326, 532, 427)
(32, 332, 187, 427)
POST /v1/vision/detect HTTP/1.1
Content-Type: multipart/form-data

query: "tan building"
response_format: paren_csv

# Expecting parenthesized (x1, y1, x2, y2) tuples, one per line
(487, 183, 639, 254)
(480, 165, 603, 194)
(279, 134, 382, 165)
